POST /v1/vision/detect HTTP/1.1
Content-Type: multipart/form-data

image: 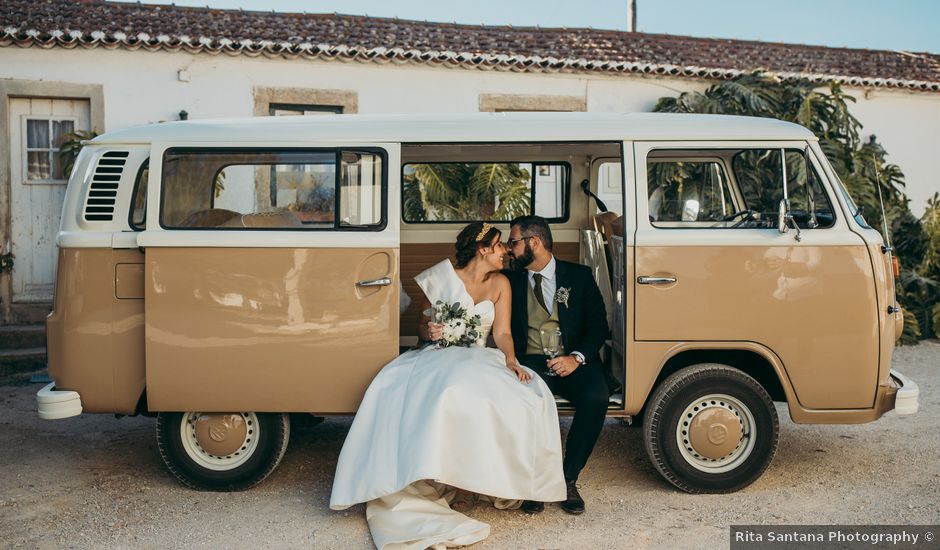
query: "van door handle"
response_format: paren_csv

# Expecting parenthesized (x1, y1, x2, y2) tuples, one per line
(637, 276, 677, 285)
(356, 277, 392, 288)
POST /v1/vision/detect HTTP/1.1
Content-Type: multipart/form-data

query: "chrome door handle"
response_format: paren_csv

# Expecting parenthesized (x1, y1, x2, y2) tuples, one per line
(637, 276, 677, 285)
(356, 277, 392, 287)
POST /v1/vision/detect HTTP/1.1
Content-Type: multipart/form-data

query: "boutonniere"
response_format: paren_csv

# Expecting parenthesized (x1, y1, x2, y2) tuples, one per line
(555, 287, 571, 308)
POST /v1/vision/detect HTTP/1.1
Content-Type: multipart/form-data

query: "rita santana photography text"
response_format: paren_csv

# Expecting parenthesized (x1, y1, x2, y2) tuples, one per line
(731, 526, 936, 548)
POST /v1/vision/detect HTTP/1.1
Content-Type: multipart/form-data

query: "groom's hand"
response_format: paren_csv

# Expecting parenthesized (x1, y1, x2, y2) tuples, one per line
(547, 355, 580, 377)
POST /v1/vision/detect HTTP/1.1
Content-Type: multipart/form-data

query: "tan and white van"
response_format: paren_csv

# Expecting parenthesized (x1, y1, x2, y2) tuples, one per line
(37, 112, 918, 493)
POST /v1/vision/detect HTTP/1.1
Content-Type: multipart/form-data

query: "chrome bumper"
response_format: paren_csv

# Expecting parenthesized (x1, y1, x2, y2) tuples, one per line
(889, 369, 919, 416)
(36, 382, 83, 420)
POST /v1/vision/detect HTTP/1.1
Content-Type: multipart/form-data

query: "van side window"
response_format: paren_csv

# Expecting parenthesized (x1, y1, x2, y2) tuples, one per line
(129, 160, 148, 230)
(402, 162, 568, 223)
(733, 149, 835, 229)
(647, 149, 836, 229)
(160, 149, 385, 230)
(647, 160, 735, 226)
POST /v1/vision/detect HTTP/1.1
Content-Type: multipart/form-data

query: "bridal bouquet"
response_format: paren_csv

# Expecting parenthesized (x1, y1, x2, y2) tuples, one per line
(424, 300, 484, 348)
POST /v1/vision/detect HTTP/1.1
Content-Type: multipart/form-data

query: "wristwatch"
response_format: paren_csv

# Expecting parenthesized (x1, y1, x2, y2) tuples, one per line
(570, 351, 586, 366)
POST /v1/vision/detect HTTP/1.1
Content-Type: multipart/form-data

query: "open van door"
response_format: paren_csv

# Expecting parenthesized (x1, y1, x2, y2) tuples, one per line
(139, 142, 401, 414)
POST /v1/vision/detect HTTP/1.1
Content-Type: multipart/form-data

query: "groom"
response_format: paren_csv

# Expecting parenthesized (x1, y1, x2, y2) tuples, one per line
(505, 215, 610, 515)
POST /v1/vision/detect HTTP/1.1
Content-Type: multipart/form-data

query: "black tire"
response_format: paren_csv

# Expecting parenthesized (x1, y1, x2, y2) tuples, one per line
(156, 412, 290, 491)
(643, 364, 779, 494)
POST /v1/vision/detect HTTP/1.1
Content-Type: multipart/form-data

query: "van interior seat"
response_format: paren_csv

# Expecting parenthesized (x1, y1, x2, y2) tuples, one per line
(219, 210, 303, 229)
(177, 208, 240, 228)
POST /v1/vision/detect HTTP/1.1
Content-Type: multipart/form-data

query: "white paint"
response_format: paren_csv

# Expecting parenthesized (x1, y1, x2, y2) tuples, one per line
(8, 97, 90, 302)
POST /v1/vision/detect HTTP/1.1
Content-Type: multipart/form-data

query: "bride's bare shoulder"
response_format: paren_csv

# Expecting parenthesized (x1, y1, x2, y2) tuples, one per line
(486, 272, 511, 298)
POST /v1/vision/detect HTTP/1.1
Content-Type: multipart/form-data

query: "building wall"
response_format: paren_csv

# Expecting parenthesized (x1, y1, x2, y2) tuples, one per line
(1, 45, 937, 212)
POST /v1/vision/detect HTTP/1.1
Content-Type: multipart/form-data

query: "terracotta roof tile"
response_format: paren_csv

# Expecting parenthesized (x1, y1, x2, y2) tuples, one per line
(2, 0, 938, 92)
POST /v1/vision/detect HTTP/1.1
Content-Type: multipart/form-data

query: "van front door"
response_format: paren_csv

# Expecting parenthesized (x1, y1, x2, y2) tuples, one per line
(632, 141, 879, 410)
(140, 144, 400, 413)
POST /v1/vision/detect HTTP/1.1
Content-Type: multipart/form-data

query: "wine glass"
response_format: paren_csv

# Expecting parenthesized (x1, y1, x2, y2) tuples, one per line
(540, 326, 562, 376)
(431, 304, 445, 349)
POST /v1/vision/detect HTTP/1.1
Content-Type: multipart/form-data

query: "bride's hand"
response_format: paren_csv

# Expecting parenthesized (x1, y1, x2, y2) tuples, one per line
(507, 361, 532, 383)
(427, 322, 443, 341)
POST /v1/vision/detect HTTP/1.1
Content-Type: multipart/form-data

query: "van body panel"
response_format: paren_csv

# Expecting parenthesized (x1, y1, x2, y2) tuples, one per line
(144, 247, 399, 412)
(46, 247, 145, 414)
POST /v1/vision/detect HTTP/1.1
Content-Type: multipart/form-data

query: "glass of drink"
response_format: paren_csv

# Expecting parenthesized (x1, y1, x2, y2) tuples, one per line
(540, 326, 562, 376)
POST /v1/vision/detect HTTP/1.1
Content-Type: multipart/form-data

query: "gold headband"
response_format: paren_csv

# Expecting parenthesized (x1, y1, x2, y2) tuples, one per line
(475, 222, 493, 242)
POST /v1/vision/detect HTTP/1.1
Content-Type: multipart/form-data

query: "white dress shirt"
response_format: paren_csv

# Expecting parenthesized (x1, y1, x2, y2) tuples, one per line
(527, 256, 557, 315)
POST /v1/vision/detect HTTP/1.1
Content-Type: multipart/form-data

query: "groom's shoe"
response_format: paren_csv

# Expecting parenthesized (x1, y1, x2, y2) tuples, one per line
(560, 480, 585, 515)
(520, 500, 544, 514)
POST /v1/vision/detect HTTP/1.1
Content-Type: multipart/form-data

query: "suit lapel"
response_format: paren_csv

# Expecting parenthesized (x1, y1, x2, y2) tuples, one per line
(511, 270, 528, 352)
(554, 259, 572, 346)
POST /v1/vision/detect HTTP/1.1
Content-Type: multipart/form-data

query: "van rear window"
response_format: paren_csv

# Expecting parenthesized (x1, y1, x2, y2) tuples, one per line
(160, 148, 385, 231)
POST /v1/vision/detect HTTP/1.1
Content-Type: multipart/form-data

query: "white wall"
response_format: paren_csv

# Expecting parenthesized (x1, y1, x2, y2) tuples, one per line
(2, 46, 937, 214)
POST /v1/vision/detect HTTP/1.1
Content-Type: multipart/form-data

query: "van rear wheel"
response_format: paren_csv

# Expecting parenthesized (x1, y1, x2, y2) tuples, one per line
(156, 411, 290, 491)
(643, 364, 778, 493)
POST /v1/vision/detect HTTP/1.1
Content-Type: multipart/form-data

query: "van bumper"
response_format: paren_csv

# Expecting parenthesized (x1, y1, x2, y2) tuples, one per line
(37, 382, 83, 419)
(884, 370, 919, 416)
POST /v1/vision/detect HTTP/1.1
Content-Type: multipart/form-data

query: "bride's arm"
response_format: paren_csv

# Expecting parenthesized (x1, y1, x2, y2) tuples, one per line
(492, 274, 531, 383)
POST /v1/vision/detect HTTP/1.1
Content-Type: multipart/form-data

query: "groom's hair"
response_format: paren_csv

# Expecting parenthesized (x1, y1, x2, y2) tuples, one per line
(510, 215, 553, 251)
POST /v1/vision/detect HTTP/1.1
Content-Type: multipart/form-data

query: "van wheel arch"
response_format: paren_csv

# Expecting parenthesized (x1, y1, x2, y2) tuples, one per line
(652, 348, 787, 402)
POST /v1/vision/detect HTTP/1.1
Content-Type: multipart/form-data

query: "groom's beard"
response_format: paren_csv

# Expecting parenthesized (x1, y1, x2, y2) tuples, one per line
(509, 242, 535, 271)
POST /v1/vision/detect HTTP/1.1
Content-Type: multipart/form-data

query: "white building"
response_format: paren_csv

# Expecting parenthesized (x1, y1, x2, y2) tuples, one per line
(1, 0, 938, 323)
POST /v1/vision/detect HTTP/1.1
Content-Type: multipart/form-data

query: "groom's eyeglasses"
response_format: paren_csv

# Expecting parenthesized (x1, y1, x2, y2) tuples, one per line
(507, 236, 534, 247)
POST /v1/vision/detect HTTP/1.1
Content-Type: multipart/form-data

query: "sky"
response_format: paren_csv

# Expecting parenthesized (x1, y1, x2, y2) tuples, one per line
(133, 0, 940, 54)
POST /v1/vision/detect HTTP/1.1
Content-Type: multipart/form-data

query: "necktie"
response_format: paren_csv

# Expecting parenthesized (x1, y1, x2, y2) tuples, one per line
(533, 273, 550, 313)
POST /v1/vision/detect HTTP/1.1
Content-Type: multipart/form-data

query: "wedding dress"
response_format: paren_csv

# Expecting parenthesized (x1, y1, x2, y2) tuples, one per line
(330, 259, 566, 549)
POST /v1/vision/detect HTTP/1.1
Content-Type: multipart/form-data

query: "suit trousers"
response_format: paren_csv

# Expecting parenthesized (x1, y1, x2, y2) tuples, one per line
(520, 354, 608, 482)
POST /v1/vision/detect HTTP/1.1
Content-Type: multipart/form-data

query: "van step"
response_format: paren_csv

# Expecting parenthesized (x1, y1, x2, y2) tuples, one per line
(0, 325, 46, 350)
(0, 347, 47, 379)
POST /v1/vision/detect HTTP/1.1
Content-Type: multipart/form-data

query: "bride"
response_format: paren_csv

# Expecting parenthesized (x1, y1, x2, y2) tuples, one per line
(330, 221, 566, 549)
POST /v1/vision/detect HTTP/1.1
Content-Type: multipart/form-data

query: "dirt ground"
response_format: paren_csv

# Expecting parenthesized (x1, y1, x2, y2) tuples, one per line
(1, 343, 938, 550)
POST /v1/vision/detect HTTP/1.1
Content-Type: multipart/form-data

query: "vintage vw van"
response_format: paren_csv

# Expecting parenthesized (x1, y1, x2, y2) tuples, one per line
(37, 112, 918, 493)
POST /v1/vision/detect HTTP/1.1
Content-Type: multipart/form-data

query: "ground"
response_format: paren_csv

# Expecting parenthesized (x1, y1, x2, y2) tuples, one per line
(1, 343, 938, 549)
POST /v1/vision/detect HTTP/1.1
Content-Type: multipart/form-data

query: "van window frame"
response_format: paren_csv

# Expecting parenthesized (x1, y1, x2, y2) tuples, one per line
(400, 160, 571, 224)
(158, 146, 388, 232)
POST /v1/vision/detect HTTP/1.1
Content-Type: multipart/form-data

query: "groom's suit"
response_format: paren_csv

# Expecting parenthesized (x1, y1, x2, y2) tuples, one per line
(507, 258, 610, 482)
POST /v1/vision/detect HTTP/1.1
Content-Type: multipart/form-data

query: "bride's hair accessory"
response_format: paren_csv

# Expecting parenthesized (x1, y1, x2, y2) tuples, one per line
(475, 222, 493, 242)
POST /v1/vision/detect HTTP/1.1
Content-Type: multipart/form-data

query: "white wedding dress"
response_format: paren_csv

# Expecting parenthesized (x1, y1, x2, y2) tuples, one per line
(330, 259, 566, 549)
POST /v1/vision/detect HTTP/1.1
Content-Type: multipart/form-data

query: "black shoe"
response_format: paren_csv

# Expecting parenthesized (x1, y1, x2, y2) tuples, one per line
(560, 480, 585, 515)
(520, 500, 544, 514)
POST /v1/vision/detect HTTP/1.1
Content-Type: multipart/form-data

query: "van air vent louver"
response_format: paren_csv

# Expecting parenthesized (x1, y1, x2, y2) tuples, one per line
(83, 151, 129, 222)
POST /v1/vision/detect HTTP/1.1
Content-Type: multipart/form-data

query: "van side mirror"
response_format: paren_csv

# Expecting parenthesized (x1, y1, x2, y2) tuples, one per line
(777, 198, 802, 242)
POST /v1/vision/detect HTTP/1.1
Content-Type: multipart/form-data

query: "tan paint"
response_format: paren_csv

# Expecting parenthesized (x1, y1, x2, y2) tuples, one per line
(194, 413, 247, 457)
(688, 407, 743, 460)
(144, 247, 399, 413)
(633, 245, 879, 410)
(47, 248, 145, 414)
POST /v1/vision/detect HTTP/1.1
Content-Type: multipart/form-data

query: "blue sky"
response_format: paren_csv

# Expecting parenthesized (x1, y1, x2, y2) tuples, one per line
(135, 0, 939, 53)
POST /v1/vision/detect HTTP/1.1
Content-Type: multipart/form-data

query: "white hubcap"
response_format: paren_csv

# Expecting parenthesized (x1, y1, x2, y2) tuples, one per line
(180, 412, 260, 471)
(676, 394, 755, 473)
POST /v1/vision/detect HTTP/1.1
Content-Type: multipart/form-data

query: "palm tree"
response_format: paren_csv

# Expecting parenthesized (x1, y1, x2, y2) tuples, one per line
(403, 163, 532, 221)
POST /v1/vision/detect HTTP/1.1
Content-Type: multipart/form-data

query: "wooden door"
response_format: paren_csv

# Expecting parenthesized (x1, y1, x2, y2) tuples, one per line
(8, 98, 90, 302)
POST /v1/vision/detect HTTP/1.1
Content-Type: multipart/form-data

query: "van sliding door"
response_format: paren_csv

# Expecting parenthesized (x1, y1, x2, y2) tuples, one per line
(139, 143, 401, 413)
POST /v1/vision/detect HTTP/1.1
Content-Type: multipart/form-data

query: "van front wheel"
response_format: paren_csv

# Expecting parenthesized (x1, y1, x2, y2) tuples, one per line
(643, 364, 778, 493)
(156, 411, 290, 491)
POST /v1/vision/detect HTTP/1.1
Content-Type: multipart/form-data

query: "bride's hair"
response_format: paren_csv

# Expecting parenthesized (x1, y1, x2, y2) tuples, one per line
(455, 222, 501, 268)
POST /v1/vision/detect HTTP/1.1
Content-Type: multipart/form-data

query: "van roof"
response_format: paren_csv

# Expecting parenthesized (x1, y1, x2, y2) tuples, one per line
(92, 112, 816, 145)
